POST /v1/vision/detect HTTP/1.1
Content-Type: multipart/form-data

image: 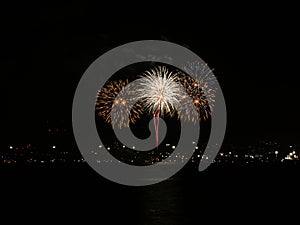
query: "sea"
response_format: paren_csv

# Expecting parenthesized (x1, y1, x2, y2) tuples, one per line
(1, 163, 299, 224)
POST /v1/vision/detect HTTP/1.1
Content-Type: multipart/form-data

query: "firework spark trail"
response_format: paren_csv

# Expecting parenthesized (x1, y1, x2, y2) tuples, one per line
(153, 112, 160, 149)
(96, 79, 143, 129)
(136, 66, 184, 149)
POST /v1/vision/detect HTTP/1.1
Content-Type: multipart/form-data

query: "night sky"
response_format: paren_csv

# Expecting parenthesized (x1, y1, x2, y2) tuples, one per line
(2, 2, 299, 145)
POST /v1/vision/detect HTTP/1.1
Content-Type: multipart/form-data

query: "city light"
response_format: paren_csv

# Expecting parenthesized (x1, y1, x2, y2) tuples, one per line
(2, 138, 299, 166)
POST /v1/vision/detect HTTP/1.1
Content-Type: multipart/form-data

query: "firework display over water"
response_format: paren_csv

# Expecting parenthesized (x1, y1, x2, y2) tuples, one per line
(2, 2, 299, 224)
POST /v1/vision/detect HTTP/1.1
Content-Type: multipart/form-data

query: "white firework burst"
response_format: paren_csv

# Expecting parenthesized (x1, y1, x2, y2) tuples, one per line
(136, 66, 184, 117)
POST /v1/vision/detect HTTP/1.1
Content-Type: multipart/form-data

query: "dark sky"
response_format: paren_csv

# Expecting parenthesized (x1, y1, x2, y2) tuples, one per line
(2, 2, 299, 145)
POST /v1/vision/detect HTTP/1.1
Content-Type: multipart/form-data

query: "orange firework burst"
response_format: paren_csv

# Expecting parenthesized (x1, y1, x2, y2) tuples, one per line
(176, 61, 216, 122)
(96, 79, 143, 129)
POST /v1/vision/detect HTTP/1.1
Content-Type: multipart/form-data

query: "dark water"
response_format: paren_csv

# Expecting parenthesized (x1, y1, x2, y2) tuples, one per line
(2, 163, 299, 224)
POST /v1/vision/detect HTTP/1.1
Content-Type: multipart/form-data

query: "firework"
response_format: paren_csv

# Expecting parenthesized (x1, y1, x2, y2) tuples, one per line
(176, 61, 216, 122)
(136, 66, 184, 148)
(96, 79, 143, 129)
(182, 61, 216, 108)
(136, 66, 184, 117)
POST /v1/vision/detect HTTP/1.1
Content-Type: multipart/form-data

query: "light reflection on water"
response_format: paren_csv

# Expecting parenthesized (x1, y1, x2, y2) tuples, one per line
(2, 164, 300, 224)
